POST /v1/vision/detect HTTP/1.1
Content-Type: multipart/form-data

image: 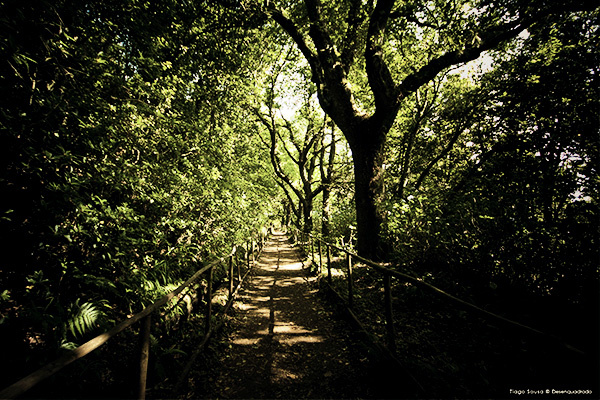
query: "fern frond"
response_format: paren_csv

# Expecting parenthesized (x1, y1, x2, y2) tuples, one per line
(67, 300, 104, 338)
(60, 340, 78, 350)
(161, 347, 188, 357)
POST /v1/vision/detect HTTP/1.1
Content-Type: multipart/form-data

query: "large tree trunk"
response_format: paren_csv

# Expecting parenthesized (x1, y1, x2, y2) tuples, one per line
(302, 197, 313, 236)
(346, 118, 390, 261)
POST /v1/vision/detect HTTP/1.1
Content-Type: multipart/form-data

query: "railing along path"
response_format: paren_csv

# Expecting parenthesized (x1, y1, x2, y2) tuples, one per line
(0, 230, 268, 399)
(291, 228, 586, 359)
(3, 227, 588, 399)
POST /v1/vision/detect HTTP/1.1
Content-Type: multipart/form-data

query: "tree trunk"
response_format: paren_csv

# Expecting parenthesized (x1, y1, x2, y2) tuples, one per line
(302, 197, 313, 236)
(282, 199, 291, 227)
(296, 201, 304, 231)
(321, 184, 331, 239)
(320, 122, 336, 241)
(346, 118, 389, 261)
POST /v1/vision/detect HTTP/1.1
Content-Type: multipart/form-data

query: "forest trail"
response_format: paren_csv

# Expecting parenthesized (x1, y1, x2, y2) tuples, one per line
(190, 232, 389, 399)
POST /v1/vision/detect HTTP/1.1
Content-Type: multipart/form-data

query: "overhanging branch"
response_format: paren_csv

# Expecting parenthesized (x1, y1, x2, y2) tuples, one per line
(267, 6, 323, 89)
(395, 4, 586, 98)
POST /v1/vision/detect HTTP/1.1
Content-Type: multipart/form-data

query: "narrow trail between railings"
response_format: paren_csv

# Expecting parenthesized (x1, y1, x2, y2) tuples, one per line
(183, 232, 398, 399)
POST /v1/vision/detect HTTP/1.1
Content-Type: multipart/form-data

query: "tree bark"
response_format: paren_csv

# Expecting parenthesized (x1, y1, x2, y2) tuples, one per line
(302, 196, 313, 235)
(346, 116, 393, 260)
(320, 123, 336, 240)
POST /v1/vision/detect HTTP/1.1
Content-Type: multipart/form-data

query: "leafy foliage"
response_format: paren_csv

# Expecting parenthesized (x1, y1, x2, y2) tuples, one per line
(0, 0, 277, 392)
(383, 10, 599, 306)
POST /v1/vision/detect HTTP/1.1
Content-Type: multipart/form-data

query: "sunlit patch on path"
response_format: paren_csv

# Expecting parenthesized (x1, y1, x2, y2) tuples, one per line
(200, 232, 377, 399)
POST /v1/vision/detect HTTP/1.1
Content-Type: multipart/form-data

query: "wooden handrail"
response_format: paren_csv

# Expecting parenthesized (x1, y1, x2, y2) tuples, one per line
(175, 238, 265, 391)
(293, 228, 586, 356)
(0, 231, 267, 399)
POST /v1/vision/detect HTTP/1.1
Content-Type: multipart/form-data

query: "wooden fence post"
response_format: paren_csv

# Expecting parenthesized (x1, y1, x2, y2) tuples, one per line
(237, 250, 242, 281)
(228, 255, 234, 300)
(318, 239, 322, 275)
(205, 267, 213, 334)
(327, 244, 332, 285)
(138, 314, 152, 400)
(246, 242, 251, 269)
(347, 253, 354, 309)
(195, 283, 203, 314)
(383, 273, 397, 353)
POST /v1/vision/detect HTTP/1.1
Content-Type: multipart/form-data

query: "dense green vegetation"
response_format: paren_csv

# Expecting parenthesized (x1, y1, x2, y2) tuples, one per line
(383, 11, 599, 304)
(0, 0, 277, 393)
(1, 0, 598, 397)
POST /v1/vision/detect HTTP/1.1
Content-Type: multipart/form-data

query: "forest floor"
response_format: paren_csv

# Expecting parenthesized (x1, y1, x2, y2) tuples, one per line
(181, 232, 414, 399)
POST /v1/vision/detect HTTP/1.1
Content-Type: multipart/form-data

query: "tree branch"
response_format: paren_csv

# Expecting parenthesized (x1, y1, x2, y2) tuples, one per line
(300, 0, 362, 129)
(251, 122, 272, 151)
(276, 126, 300, 165)
(396, 4, 588, 98)
(365, 0, 399, 111)
(414, 120, 469, 193)
(266, 6, 323, 89)
(311, 184, 324, 198)
(280, 181, 300, 222)
(389, 4, 439, 30)
(304, 0, 335, 57)
(253, 109, 303, 201)
(319, 120, 337, 186)
(280, 113, 302, 157)
(340, 2, 368, 73)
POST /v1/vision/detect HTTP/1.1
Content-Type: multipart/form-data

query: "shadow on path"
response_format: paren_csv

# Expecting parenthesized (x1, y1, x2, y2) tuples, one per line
(198, 232, 383, 399)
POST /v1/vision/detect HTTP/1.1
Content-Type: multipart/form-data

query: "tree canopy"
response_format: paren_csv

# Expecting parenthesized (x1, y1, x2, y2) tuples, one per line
(0, 0, 278, 389)
(254, 0, 598, 259)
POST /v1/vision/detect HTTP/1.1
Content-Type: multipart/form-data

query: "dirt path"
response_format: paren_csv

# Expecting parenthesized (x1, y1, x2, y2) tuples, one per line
(198, 232, 381, 399)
